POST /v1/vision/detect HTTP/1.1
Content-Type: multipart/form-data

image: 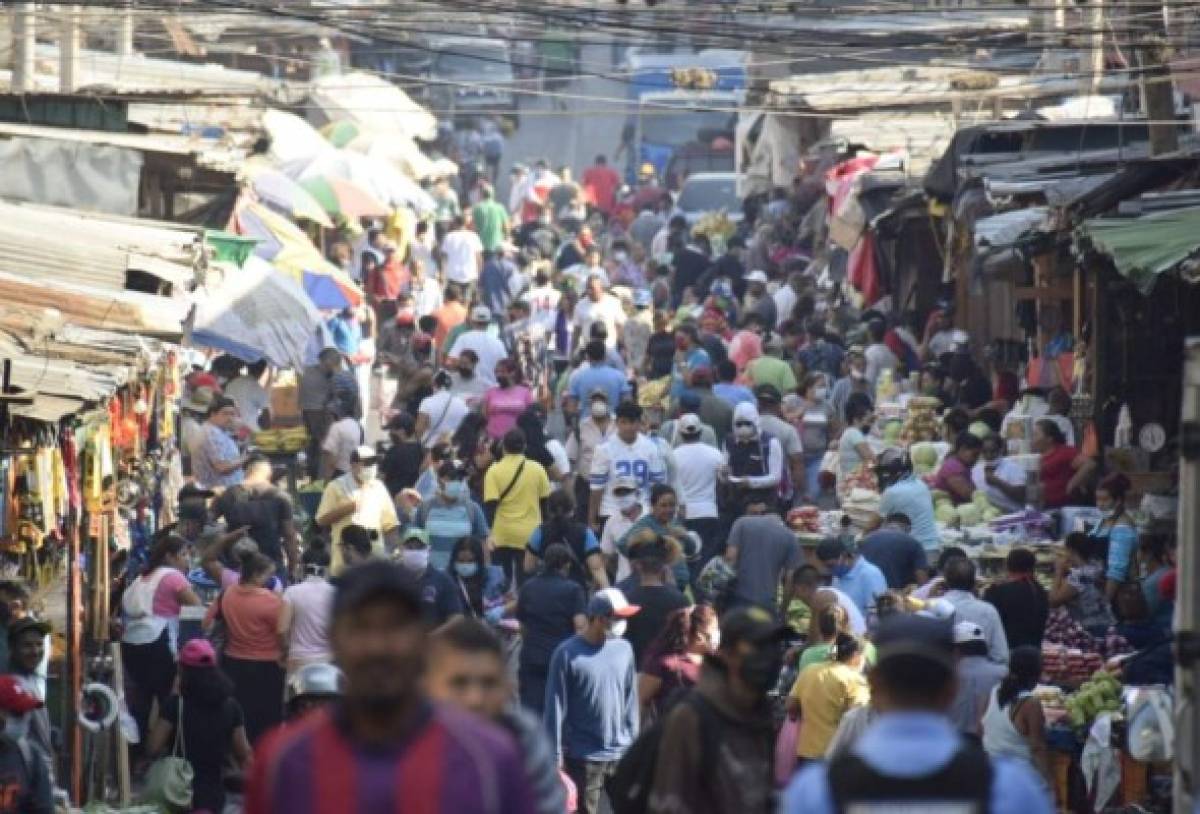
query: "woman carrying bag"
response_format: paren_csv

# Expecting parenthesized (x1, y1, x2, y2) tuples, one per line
(147, 638, 251, 813)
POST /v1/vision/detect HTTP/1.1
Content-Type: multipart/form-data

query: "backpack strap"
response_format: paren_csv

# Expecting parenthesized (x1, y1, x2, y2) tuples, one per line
(828, 739, 992, 813)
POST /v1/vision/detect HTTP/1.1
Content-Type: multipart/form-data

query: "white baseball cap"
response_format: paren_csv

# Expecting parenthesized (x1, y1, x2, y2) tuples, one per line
(470, 305, 492, 323)
(678, 413, 703, 437)
(953, 621, 985, 645)
(744, 270, 769, 284)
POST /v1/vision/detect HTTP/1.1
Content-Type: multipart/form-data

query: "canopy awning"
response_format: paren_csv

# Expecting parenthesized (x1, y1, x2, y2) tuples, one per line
(1076, 205, 1200, 294)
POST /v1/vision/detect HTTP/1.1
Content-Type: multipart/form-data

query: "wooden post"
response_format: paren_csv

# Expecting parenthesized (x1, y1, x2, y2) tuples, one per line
(66, 517, 82, 803)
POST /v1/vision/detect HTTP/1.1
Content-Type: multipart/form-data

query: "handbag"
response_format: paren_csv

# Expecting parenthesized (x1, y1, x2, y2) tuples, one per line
(143, 702, 194, 811)
(207, 590, 228, 655)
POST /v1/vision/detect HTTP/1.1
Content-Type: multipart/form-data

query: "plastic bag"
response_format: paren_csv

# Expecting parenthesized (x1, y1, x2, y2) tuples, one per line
(1127, 686, 1174, 762)
(774, 717, 800, 787)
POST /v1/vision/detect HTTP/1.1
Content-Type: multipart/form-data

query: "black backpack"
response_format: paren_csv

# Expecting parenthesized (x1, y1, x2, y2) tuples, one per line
(828, 737, 993, 813)
(609, 692, 720, 814)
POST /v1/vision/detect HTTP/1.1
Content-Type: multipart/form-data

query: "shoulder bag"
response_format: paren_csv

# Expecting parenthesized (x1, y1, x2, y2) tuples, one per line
(143, 702, 194, 810)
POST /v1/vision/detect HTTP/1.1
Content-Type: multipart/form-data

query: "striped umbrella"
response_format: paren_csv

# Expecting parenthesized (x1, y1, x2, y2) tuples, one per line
(300, 175, 389, 221)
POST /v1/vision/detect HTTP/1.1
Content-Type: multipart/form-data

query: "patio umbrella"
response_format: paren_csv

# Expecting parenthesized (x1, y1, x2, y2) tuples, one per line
(287, 149, 435, 216)
(302, 270, 355, 309)
(245, 167, 334, 228)
(320, 119, 362, 149)
(232, 202, 364, 307)
(189, 256, 321, 369)
(300, 175, 390, 220)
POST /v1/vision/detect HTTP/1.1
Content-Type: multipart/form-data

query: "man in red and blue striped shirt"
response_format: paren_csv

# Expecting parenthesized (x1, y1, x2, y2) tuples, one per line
(246, 560, 537, 814)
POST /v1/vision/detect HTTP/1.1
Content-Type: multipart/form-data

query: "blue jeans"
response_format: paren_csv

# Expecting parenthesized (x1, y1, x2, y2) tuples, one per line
(804, 454, 824, 504)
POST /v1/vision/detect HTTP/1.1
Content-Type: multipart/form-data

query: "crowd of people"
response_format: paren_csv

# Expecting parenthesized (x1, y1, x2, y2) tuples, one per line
(83, 147, 1180, 814)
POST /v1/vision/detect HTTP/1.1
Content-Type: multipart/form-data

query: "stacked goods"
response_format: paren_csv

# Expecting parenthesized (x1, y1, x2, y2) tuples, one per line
(253, 427, 308, 453)
(899, 396, 941, 444)
(692, 211, 737, 242)
(1042, 643, 1104, 686)
(1064, 670, 1123, 728)
(786, 506, 822, 534)
(842, 488, 881, 529)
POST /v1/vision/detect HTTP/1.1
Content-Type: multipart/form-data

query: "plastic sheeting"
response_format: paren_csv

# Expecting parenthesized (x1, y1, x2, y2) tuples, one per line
(0, 137, 142, 215)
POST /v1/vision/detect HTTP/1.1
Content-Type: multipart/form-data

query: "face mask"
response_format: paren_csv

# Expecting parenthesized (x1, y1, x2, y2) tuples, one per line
(831, 562, 851, 578)
(708, 628, 721, 650)
(444, 481, 468, 501)
(615, 493, 637, 511)
(614, 251, 628, 263)
(496, 376, 511, 388)
(813, 387, 829, 401)
(460, 368, 475, 380)
(454, 562, 479, 578)
(739, 647, 783, 693)
(3, 715, 28, 741)
(356, 465, 377, 484)
(401, 549, 429, 572)
(590, 401, 609, 419)
(608, 619, 628, 638)
(735, 423, 756, 440)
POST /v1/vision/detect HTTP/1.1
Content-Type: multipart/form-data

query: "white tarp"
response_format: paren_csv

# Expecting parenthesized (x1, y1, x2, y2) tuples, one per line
(0, 137, 143, 215)
(307, 72, 438, 142)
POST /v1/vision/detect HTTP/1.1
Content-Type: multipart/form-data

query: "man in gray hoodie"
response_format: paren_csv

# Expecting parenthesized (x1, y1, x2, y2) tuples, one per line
(425, 618, 566, 814)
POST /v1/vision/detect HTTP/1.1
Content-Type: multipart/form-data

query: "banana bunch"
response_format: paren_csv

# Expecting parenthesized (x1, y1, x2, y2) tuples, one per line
(254, 427, 308, 453)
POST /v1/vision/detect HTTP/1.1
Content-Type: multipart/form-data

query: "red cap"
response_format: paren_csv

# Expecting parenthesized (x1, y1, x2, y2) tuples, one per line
(187, 372, 221, 393)
(0, 676, 43, 714)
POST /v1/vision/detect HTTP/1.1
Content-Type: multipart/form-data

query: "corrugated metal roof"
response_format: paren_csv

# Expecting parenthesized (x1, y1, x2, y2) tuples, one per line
(0, 120, 245, 173)
(0, 199, 201, 292)
(829, 113, 974, 175)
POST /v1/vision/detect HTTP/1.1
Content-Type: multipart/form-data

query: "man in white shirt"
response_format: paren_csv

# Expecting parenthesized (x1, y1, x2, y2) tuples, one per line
(588, 401, 667, 532)
(564, 248, 610, 295)
(223, 360, 269, 431)
(671, 414, 724, 568)
(972, 433, 1028, 513)
(441, 215, 484, 291)
(572, 273, 625, 353)
(321, 401, 364, 480)
(599, 476, 642, 584)
(416, 370, 469, 449)
(521, 265, 562, 335)
(772, 273, 802, 329)
(447, 349, 490, 409)
(447, 306, 509, 386)
(754, 384, 805, 508)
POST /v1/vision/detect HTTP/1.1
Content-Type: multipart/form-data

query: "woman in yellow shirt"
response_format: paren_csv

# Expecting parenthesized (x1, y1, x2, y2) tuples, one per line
(786, 632, 870, 762)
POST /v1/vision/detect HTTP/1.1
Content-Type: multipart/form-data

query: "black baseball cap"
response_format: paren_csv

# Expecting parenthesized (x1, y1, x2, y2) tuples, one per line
(8, 616, 50, 644)
(815, 537, 850, 562)
(332, 560, 422, 620)
(720, 606, 791, 649)
(873, 614, 955, 670)
(753, 383, 782, 403)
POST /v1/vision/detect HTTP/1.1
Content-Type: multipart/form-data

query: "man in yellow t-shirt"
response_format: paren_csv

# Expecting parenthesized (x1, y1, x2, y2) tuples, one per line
(315, 446, 400, 574)
(484, 428, 550, 585)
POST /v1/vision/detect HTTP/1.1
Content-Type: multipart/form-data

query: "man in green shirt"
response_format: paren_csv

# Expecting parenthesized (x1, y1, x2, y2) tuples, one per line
(747, 352, 798, 394)
(472, 185, 510, 253)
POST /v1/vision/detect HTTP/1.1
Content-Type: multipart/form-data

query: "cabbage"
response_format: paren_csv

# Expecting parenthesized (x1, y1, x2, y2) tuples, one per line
(935, 504, 958, 524)
(956, 503, 983, 526)
(981, 507, 1001, 522)
(883, 420, 903, 444)
(929, 489, 951, 504)
(972, 490, 992, 509)
(912, 445, 940, 468)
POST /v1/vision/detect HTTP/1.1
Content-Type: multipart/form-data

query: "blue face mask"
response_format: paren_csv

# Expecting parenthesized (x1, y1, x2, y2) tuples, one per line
(454, 562, 479, 578)
(444, 481, 468, 501)
(831, 562, 851, 578)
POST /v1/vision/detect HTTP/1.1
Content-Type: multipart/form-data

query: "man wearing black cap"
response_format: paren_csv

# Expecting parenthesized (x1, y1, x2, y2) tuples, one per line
(755, 383, 805, 507)
(781, 615, 1052, 814)
(246, 561, 536, 813)
(649, 607, 783, 814)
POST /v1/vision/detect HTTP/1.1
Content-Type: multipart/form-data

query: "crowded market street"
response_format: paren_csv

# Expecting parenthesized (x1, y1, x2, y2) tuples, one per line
(0, 2, 1195, 813)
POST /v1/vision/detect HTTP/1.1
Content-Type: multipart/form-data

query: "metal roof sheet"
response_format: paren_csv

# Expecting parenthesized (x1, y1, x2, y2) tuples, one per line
(0, 120, 245, 173)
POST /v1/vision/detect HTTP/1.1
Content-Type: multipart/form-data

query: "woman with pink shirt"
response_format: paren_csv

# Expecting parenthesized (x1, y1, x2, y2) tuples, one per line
(120, 535, 201, 748)
(482, 358, 533, 440)
(934, 432, 984, 505)
(204, 548, 285, 744)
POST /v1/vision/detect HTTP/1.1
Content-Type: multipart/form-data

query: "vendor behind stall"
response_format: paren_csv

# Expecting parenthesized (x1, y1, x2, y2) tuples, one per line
(875, 450, 939, 553)
(1048, 533, 1113, 638)
(972, 434, 1027, 514)
(1033, 419, 1094, 509)
(1090, 473, 1138, 601)
(932, 433, 982, 505)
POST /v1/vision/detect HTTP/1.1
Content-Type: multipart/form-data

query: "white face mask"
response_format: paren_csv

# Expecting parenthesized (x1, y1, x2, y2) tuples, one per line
(356, 465, 377, 484)
(813, 387, 829, 401)
(708, 627, 721, 650)
(590, 401, 609, 420)
(735, 423, 756, 440)
(615, 493, 637, 511)
(608, 619, 628, 638)
(401, 549, 429, 572)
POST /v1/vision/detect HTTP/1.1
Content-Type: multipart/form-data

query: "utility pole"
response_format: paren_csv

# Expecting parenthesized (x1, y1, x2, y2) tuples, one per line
(117, 4, 136, 57)
(60, 5, 82, 94)
(1085, 0, 1105, 94)
(1136, 36, 1179, 155)
(12, 3, 36, 94)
